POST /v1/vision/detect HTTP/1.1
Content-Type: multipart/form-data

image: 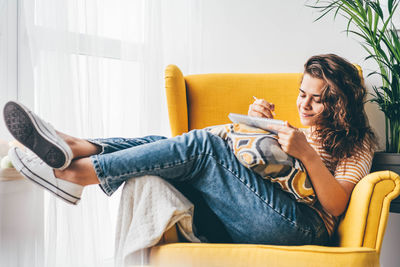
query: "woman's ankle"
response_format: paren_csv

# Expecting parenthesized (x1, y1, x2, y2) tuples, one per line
(54, 168, 85, 186)
(56, 131, 79, 157)
(54, 158, 100, 186)
(56, 131, 101, 159)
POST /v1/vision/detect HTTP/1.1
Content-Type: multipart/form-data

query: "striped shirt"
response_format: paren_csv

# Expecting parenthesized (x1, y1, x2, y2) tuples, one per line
(304, 130, 374, 236)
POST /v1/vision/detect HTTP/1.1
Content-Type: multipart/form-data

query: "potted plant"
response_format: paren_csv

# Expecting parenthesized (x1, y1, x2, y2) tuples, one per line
(307, 0, 400, 212)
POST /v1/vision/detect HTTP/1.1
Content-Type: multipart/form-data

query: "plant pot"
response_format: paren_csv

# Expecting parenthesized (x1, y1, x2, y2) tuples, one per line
(371, 152, 400, 213)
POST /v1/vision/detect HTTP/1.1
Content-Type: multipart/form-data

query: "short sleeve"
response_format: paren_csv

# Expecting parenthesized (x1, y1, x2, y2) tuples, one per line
(334, 145, 373, 184)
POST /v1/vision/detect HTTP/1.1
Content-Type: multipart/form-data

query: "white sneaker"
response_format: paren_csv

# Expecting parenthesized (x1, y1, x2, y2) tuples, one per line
(8, 147, 83, 205)
(3, 101, 73, 170)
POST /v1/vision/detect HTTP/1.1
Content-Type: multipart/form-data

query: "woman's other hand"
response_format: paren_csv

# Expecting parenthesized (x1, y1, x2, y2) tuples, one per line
(268, 122, 315, 161)
(248, 98, 275, 118)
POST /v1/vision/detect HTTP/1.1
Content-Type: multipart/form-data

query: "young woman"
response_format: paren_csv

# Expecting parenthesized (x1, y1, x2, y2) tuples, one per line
(4, 54, 376, 246)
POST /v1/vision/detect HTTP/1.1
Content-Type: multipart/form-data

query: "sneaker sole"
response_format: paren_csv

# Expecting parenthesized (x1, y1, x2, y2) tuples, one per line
(4, 101, 70, 170)
(9, 148, 80, 205)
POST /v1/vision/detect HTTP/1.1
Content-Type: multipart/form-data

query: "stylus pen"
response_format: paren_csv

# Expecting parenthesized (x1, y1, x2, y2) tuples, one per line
(253, 96, 276, 116)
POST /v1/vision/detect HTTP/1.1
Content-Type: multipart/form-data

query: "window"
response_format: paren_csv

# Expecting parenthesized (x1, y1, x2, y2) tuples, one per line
(0, 0, 18, 140)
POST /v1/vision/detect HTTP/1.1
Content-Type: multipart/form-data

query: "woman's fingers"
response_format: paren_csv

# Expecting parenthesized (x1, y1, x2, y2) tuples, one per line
(249, 104, 274, 118)
(255, 99, 275, 116)
(254, 98, 275, 111)
(248, 98, 275, 118)
(276, 125, 307, 157)
(267, 122, 294, 134)
(264, 123, 284, 133)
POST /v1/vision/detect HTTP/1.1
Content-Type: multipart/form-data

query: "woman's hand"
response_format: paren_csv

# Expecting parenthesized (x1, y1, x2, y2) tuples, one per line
(269, 122, 315, 161)
(248, 98, 275, 118)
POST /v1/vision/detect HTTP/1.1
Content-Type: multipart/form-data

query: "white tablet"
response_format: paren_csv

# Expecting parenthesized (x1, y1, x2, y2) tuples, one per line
(228, 113, 285, 134)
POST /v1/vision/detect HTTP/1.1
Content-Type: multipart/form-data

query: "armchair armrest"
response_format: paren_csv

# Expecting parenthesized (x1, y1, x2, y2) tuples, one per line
(337, 170, 400, 252)
(165, 64, 189, 136)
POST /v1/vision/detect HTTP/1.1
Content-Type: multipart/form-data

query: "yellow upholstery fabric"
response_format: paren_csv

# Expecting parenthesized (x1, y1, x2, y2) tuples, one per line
(336, 170, 400, 253)
(165, 65, 189, 136)
(150, 244, 379, 267)
(165, 65, 303, 136)
(154, 65, 400, 267)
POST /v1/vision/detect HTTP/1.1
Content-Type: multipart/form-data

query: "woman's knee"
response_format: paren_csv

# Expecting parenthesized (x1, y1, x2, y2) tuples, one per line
(184, 129, 226, 152)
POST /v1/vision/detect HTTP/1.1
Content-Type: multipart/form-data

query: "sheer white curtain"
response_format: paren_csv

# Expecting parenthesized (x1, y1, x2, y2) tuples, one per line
(19, 0, 202, 266)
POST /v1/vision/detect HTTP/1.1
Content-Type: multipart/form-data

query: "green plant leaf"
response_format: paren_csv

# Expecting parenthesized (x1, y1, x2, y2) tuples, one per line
(377, 2, 398, 44)
(369, 1, 384, 19)
(388, 0, 394, 13)
(367, 5, 373, 28)
(390, 29, 400, 60)
(345, 16, 353, 36)
(372, 9, 379, 37)
(354, 0, 367, 19)
(314, 5, 338, 21)
(379, 30, 400, 63)
(367, 70, 392, 86)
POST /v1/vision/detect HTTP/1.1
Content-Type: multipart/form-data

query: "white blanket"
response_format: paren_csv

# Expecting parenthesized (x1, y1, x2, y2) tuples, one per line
(114, 175, 201, 267)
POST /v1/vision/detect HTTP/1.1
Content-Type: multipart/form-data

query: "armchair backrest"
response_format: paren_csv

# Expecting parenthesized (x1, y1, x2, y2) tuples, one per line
(165, 64, 303, 136)
(164, 64, 400, 252)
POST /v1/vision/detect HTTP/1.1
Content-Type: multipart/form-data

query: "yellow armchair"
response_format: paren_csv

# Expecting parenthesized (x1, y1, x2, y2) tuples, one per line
(149, 65, 400, 267)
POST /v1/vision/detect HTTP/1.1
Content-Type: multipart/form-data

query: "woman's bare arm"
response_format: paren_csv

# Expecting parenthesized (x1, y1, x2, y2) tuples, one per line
(269, 122, 354, 217)
(300, 148, 354, 216)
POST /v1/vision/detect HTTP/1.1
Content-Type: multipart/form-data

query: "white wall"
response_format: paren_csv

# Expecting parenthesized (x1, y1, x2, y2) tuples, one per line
(381, 213, 400, 267)
(164, 1, 398, 266)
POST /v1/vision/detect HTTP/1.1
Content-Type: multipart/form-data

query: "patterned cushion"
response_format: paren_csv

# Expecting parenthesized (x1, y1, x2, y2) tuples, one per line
(207, 123, 316, 204)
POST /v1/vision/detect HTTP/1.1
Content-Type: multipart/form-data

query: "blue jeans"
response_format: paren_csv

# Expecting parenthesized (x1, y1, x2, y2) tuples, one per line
(89, 129, 329, 245)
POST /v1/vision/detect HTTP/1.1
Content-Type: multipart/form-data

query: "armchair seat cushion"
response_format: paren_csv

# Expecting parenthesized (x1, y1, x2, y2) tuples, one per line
(150, 243, 379, 267)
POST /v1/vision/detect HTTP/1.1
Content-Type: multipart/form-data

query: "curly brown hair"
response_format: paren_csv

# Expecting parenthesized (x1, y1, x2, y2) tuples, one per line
(304, 54, 377, 163)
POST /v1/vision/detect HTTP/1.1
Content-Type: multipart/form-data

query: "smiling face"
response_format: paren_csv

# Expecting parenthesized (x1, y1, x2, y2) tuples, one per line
(296, 73, 326, 127)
